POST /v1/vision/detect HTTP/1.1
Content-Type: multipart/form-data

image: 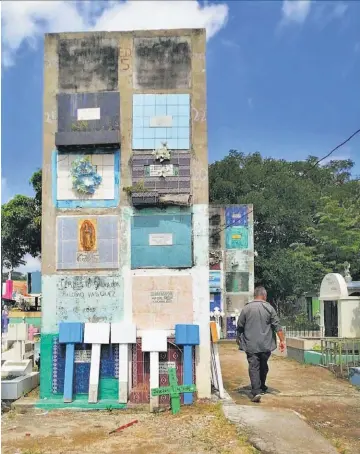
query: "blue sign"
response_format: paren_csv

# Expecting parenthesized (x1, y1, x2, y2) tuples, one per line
(225, 206, 248, 227)
(209, 271, 221, 292)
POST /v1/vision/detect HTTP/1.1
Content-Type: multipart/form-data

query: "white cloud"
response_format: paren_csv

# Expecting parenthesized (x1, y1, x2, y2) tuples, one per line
(281, 0, 311, 25)
(2, 0, 229, 67)
(14, 254, 41, 274)
(312, 2, 348, 29)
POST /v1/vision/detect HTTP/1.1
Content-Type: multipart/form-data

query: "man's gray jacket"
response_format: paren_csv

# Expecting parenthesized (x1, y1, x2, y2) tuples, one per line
(236, 300, 282, 354)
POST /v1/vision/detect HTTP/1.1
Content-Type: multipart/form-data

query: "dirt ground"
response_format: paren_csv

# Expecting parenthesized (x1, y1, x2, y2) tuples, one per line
(1, 400, 258, 454)
(220, 342, 360, 454)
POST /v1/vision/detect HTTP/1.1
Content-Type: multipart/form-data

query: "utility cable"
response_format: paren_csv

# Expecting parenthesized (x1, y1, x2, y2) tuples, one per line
(209, 127, 360, 239)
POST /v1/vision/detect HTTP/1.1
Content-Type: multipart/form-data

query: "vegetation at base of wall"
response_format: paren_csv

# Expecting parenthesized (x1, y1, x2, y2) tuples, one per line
(281, 312, 321, 330)
(2, 150, 360, 313)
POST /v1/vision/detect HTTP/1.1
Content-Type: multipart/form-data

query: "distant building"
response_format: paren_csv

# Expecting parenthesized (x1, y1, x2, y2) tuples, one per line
(209, 204, 255, 338)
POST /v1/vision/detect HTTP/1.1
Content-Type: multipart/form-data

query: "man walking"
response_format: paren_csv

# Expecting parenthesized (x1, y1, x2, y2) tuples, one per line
(236, 286, 285, 403)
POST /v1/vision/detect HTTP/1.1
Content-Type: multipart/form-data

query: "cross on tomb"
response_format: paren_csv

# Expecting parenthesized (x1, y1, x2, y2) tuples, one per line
(151, 367, 196, 415)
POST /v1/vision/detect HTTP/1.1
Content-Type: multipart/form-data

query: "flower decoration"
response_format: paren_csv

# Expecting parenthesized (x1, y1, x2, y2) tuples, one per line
(70, 157, 102, 195)
(152, 141, 171, 162)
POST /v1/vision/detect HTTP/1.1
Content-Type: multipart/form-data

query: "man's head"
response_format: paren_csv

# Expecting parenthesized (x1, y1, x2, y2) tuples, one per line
(254, 286, 267, 301)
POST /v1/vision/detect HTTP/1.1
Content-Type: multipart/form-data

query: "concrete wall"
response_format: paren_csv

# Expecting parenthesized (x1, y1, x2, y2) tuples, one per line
(339, 299, 360, 338)
(42, 29, 210, 402)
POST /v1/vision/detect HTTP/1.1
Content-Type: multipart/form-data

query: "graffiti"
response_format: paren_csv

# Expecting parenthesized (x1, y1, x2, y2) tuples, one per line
(45, 111, 57, 123)
(56, 275, 123, 323)
(120, 48, 131, 71)
(192, 107, 206, 122)
(120, 48, 131, 58)
(56, 276, 121, 291)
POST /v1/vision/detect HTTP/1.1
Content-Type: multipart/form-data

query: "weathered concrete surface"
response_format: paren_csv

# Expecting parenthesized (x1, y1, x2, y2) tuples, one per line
(222, 399, 338, 454)
(221, 342, 360, 453)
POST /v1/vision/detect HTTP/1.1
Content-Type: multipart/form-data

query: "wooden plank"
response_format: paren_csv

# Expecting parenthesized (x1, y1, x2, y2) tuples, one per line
(63, 343, 75, 403)
(88, 344, 101, 403)
(212, 343, 224, 398)
(183, 345, 193, 405)
(118, 344, 128, 404)
(210, 321, 219, 343)
(150, 351, 159, 412)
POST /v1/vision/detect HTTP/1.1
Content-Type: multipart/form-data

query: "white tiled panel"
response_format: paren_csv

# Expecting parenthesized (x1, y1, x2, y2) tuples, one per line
(57, 153, 115, 200)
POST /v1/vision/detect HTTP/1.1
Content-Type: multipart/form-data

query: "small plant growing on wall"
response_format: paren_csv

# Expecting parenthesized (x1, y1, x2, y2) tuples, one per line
(123, 180, 148, 195)
(71, 120, 88, 131)
(70, 156, 102, 195)
(152, 141, 171, 162)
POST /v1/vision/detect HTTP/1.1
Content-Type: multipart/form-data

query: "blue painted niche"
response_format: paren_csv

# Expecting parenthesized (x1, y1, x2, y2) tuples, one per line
(52, 338, 119, 394)
(131, 213, 192, 268)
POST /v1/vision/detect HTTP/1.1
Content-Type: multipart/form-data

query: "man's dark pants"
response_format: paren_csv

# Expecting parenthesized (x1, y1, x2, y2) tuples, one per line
(246, 351, 271, 396)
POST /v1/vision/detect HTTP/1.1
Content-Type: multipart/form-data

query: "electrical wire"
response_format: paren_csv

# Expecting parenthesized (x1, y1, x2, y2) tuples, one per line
(209, 127, 360, 239)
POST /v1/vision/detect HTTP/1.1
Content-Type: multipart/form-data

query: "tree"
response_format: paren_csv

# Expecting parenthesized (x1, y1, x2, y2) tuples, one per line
(1, 170, 42, 278)
(308, 195, 360, 279)
(2, 272, 26, 281)
(209, 150, 359, 309)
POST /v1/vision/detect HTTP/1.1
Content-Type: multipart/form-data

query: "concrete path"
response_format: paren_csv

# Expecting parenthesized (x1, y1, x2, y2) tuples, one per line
(222, 394, 338, 454)
(220, 342, 360, 453)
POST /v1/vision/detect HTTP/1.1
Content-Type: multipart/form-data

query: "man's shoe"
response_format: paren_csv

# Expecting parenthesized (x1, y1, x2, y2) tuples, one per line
(261, 386, 268, 395)
(251, 394, 261, 403)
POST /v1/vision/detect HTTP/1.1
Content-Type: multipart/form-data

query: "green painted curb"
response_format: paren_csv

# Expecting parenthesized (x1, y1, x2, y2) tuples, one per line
(35, 397, 126, 410)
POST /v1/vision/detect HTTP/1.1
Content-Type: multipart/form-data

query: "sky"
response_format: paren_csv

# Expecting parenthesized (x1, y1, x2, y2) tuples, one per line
(1, 0, 360, 273)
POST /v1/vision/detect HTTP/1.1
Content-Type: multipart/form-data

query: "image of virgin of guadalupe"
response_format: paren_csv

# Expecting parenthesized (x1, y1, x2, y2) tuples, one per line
(80, 220, 96, 251)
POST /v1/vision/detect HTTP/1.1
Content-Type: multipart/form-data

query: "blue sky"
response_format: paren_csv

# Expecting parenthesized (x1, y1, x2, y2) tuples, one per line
(1, 0, 360, 271)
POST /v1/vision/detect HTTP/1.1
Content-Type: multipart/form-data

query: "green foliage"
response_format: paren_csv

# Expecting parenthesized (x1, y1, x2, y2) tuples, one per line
(2, 271, 26, 281)
(209, 150, 359, 312)
(1, 170, 42, 272)
(123, 181, 148, 195)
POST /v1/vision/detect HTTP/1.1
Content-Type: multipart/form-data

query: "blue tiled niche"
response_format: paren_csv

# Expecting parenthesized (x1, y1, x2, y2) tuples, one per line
(131, 213, 192, 268)
(132, 94, 190, 150)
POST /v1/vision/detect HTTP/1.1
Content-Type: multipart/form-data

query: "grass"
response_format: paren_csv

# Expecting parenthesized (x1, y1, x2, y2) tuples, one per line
(22, 450, 44, 454)
(332, 438, 349, 454)
(193, 401, 259, 453)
